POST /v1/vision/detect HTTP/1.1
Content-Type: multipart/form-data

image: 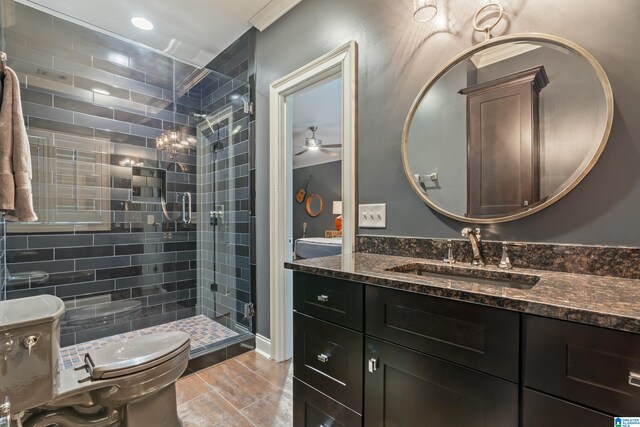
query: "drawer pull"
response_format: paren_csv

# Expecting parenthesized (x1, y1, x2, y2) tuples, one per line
(317, 294, 329, 303)
(317, 353, 329, 363)
(368, 358, 378, 373)
(630, 371, 640, 387)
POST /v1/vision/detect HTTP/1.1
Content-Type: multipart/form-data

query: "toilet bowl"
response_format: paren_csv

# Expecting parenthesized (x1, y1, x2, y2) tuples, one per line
(0, 295, 190, 427)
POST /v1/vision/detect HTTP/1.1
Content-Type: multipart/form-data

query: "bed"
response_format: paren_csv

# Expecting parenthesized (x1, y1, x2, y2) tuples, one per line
(294, 237, 342, 259)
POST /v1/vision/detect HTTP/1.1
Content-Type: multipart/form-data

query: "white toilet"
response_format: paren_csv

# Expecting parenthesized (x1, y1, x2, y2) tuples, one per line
(0, 295, 190, 427)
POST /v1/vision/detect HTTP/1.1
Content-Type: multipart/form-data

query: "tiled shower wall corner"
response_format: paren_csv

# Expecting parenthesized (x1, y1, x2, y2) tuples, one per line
(197, 31, 255, 334)
(2, 1, 252, 346)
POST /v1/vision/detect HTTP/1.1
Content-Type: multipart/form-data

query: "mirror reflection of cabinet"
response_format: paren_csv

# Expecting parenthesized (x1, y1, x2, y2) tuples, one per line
(460, 66, 548, 217)
(402, 34, 613, 224)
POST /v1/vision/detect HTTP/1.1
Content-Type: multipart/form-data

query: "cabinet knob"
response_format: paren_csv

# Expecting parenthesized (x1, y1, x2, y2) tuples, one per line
(316, 295, 329, 303)
(317, 353, 329, 363)
(368, 357, 378, 373)
(630, 371, 640, 388)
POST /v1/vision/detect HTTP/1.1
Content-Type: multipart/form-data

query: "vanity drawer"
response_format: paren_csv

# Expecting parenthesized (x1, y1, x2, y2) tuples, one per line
(294, 312, 363, 411)
(293, 379, 362, 427)
(523, 388, 612, 427)
(525, 315, 640, 416)
(366, 286, 520, 382)
(293, 272, 363, 331)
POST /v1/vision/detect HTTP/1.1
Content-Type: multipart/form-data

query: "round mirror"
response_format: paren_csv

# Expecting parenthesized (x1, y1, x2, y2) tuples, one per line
(305, 194, 324, 217)
(402, 34, 613, 223)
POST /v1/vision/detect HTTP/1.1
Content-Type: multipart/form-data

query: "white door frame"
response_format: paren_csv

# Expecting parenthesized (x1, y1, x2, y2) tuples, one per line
(269, 41, 358, 362)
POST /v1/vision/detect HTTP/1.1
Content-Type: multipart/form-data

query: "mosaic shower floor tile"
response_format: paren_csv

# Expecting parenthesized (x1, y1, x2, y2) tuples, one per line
(59, 315, 240, 370)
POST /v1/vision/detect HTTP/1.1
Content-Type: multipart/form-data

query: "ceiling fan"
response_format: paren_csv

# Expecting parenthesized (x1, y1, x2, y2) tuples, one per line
(294, 126, 341, 157)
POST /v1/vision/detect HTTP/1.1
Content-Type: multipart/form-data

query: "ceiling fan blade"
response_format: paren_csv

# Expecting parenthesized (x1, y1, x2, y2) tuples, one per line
(319, 148, 339, 157)
(295, 148, 309, 156)
(322, 144, 342, 148)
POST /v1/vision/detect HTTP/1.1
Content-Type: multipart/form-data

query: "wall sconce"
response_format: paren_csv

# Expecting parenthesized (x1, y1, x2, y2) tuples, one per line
(413, 0, 438, 22)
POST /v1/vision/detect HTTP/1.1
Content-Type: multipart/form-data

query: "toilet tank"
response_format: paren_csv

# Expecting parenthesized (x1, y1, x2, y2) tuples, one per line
(0, 295, 65, 414)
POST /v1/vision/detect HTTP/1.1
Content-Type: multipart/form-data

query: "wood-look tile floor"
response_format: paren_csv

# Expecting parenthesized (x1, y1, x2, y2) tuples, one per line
(177, 351, 293, 426)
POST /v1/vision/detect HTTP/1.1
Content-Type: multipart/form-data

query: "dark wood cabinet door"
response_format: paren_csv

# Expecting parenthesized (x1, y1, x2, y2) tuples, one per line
(523, 388, 612, 427)
(294, 312, 363, 411)
(364, 337, 518, 427)
(293, 379, 362, 427)
(461, 66, 547, 218)
(366, 286, 520, 381)
(293, 272, 364, 331)
(525, 315, 640, 416)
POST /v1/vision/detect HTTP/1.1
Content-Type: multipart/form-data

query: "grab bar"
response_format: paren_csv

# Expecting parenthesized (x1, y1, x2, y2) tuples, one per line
(181, 192, 192, 224)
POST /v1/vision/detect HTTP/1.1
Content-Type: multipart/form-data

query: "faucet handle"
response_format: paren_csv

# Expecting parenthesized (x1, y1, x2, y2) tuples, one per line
(498, 241, 512, 269)
(474, 228, 481, 241)
(443, 240, 456, 264)
(498, 241, 527, 269)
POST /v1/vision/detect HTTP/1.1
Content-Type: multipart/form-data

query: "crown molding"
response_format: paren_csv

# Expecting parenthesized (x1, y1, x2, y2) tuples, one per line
(250, 0, 301, 31)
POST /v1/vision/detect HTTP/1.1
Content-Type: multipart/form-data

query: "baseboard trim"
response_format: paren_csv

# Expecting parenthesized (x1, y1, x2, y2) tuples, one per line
(255, 334, 271, 359)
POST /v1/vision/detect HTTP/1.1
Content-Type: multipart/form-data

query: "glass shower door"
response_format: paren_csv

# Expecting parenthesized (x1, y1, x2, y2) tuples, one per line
(196, 73, 254, 352)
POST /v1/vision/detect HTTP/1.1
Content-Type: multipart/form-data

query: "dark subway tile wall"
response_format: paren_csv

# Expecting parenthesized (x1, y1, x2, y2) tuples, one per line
(2, 2, 253, 345)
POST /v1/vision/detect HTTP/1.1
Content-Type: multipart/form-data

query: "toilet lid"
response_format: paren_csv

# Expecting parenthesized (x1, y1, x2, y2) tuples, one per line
(85, 332, 190, 379)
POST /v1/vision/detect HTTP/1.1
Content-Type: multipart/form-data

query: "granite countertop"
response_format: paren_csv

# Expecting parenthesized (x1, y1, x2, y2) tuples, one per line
(285, 253, 640, 334)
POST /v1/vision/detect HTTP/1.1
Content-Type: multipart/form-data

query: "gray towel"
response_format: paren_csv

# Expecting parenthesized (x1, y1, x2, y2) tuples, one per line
(0, 66, 37, 222)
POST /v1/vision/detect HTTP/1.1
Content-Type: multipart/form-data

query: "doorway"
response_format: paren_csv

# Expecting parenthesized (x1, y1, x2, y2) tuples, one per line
(269, 41, 358, 362)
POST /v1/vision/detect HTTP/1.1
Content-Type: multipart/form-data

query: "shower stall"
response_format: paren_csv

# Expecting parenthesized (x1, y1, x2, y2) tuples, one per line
(1, 1, 255, 364)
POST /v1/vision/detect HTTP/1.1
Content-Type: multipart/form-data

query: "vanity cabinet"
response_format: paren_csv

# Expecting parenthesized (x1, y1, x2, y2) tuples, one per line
(522, 389, 612, 427)
(364, 336, 518, 426)
(293, 272, 364, 426)
(524, 315, 639, 423)
(292, 271, 640, 426)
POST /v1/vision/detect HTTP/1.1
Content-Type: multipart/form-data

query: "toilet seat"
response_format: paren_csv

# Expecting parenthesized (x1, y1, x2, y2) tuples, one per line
(84, 332, 190, 380)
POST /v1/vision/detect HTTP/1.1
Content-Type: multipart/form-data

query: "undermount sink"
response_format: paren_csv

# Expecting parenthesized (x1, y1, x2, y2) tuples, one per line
(385, 263, 540, 290)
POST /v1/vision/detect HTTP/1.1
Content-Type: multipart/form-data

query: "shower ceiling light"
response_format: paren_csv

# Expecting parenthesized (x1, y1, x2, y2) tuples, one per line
(131, 17, 154, 31)
(413, 0, 438, 22)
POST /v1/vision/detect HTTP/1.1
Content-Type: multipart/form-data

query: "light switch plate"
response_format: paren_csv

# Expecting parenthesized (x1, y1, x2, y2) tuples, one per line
(359, 203, 386, 228)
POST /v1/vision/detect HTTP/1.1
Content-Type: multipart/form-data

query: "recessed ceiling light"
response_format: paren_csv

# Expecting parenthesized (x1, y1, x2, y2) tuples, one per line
(131, 17, 154, 31)
(92, 88, 110, 96)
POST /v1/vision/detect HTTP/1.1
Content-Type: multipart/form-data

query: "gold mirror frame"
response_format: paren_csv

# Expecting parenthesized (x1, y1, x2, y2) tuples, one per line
(401, 33, 614, 224)
(305, 193, 324, 217)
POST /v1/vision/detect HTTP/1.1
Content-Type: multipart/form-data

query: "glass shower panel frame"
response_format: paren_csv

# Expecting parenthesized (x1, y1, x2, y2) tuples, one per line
(196, 75, 253, 340)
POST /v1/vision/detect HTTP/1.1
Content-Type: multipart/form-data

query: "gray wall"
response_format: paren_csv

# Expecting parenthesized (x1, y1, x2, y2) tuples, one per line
(292, 161, 342, 242)
(255, 0, 640, 337)
(407, 61, 467, 214)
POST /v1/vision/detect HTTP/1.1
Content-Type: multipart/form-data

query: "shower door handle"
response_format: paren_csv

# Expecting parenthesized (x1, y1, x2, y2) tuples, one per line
(182, 192, 192, 224)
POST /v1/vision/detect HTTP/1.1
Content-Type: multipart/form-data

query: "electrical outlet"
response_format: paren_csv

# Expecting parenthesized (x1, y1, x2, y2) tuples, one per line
(359, 203, 386, 228)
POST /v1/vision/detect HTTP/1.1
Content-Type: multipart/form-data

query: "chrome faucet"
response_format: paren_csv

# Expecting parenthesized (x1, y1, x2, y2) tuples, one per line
(461, 227, 484, 266)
